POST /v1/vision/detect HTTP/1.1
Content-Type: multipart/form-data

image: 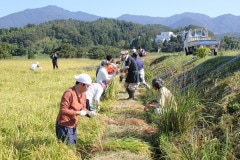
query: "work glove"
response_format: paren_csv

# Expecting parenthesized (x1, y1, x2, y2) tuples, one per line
(154, 108, 164, 115)
(89, 111, 97, 117)
(79, 110, 87, 116)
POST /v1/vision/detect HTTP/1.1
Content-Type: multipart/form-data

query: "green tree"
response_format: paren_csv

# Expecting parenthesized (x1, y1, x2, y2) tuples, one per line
(0, 43, 12, 59)
(220, 36, 240, 50)
(88, 46, 105, 59)
(56, 43, 77, 58)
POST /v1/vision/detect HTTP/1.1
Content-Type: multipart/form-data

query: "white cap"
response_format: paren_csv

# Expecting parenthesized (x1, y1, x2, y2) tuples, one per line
(36, 62, 39, 65)
(120, 51, 126, 55)
(74, 73, 92, 85)
(132, 49, 136, 53)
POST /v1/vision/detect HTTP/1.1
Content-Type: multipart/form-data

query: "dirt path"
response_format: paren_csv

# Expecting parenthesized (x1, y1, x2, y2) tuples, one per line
(91, 87, 158, 160)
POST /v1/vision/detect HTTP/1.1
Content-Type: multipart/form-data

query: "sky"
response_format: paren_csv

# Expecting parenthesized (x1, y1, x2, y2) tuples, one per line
(1, 0, 240, 18)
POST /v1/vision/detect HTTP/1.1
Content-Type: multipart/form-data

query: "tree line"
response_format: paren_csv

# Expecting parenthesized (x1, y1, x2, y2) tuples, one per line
(0, 19, 239, 59)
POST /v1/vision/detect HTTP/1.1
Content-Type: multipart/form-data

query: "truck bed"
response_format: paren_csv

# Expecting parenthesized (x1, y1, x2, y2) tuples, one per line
(189, 40, 219, 46)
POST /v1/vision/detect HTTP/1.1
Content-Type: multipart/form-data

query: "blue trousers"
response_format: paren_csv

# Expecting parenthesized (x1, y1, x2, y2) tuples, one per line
(56, 124, 77, 145)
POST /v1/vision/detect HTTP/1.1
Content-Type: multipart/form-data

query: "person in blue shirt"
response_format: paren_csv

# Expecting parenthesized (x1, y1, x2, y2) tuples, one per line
(131, 49, 150, 89)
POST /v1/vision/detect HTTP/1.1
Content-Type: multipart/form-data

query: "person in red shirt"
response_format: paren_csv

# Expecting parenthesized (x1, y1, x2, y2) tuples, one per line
(106, 55, 118, 75)
(55, 73, 95, 145)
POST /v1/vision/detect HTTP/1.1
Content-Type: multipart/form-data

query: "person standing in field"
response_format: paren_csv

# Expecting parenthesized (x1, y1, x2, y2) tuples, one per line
(86, 82, 106, 112)
(138, 46, 147, 57)
(131, 49, 150, 89)
(120, 51, 139, 100)
(50, 52, 59, 69)
(55, 73, 95, 145)
(119, 52, 128, 82)
(29, 62, 42, 71)
(144, 78, 176, 115)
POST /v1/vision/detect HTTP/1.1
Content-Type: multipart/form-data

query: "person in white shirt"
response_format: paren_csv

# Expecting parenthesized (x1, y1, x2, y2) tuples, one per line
(86, 82, 106, 112)
(29, 62, 42, 71)
(96, 60, 115, 85)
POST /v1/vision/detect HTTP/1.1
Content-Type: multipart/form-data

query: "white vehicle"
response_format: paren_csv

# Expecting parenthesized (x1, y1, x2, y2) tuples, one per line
(183, 28, 220, 55)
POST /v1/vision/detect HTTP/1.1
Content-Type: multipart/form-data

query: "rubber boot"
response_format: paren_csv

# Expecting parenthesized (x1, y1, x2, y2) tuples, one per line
(126, 88, 132, 99)
(127, 88, 136, 100)
(120, 75, 124, 82)
(130, 89, 136, 100)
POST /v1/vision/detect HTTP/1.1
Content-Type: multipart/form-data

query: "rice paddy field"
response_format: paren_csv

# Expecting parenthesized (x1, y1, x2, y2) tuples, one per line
(2, 51, 240, 159)
(0, 58, 102, 159)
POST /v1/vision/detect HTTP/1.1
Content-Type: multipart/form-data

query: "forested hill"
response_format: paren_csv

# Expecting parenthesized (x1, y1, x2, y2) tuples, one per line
(0, 6, 239, 60)
(0, 18, 173, 59)
(1, 17, 240, 60)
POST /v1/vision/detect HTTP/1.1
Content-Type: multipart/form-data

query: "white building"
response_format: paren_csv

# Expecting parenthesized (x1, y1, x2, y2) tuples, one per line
(155, 32, 176, 42)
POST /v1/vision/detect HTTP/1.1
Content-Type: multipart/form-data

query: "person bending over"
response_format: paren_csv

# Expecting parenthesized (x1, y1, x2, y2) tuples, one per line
(55, 73, 95, 145)
(144, 78, 176, 114)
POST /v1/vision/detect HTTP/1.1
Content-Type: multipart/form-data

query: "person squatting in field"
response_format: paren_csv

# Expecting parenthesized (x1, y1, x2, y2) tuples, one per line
(29, 61, 42, 71)
(55, 73, 96, 145)
(131, 49, 150, 89)
(86, 82, 106, 112)
(120, 50, 139, 100)
(144, 78, 177, 115)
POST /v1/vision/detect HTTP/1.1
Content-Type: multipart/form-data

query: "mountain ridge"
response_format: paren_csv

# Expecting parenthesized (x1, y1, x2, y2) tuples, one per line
(0, 5, 239, 34)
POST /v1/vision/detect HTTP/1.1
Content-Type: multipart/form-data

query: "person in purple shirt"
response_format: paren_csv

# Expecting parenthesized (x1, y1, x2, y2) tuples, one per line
(131, 49, 150, 89)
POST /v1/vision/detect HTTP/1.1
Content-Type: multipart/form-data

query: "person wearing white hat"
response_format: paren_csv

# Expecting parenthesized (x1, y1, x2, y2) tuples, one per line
(29, 62, 42, 71)
(120, 50, 139, 100)
(55, 73, 95, 145)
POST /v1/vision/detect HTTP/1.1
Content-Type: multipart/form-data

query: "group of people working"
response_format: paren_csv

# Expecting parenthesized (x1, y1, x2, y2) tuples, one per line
(30, 48, 176, 145)
(29, 52, 59, 71)
(94, 48, 151, 100)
